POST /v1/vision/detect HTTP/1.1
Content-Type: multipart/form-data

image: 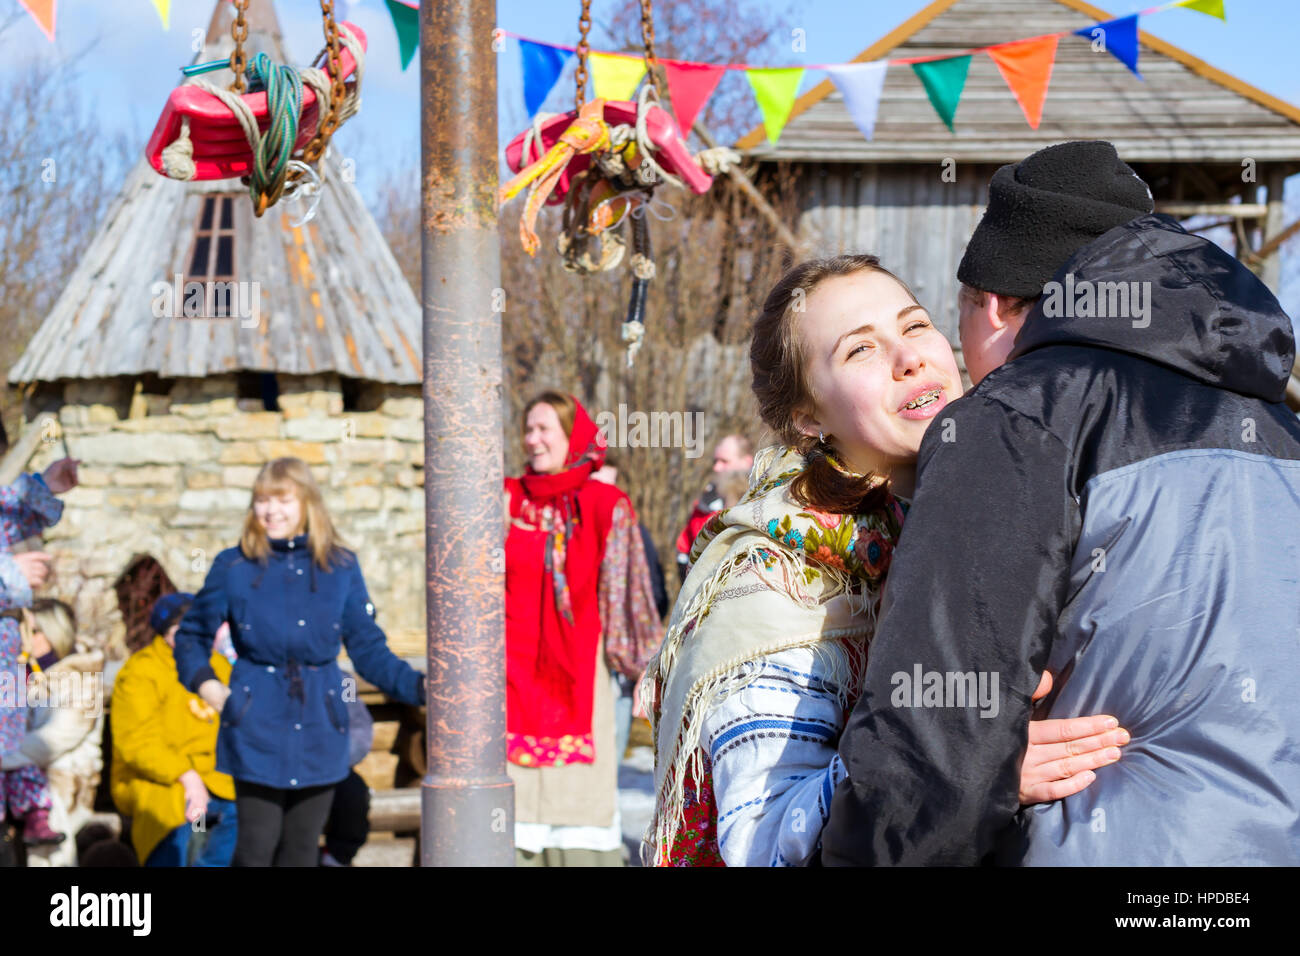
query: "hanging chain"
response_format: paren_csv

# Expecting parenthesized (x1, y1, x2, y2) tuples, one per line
(301, 0, 346, 164)
(229, 0, 250, 93)
(574, 0, 592, 109)
(640, 0, 662, 97)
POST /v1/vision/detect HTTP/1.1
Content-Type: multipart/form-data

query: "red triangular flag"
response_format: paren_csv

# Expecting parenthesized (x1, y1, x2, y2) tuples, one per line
(987, 35, 1059, 129)
(17, 0, 56, 42)
(661, 59, 728, 138)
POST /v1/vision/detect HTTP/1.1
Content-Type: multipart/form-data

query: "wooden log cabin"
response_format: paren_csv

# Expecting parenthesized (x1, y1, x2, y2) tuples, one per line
(734, 0, 1300, 404)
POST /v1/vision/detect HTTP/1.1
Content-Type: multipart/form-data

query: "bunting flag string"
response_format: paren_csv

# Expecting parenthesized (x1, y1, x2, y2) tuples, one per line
(520, 38, 571, 118)
(824, 62, 889, 142)
(499, 0, 1229, 142)
(383, 0, 420, 71)
(150, 0, 169, 30)
(588, 52, 647, 102)
(912, 55, 971, 133)
(1176, 0, 1226, 19)
(987, 35, 1060, 130)
(1074, 13, 1141, 77)
(15, 0, 56, 43)
(745, 67, 804, 145)
(6, 0, 1232, 141)
(661, 59, 728, 138)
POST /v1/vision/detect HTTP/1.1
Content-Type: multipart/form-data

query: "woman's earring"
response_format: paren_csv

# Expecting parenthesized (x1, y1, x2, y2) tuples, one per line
(818, 430, 825, 444)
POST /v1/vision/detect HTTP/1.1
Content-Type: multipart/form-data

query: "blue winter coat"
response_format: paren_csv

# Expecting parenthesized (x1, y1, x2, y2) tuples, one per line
(174, 533, 424, 790)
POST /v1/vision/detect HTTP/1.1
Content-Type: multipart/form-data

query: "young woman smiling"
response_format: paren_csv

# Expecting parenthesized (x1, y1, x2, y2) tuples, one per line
(643, 255, 1129, 866)
(504, 392, 662, 866)
(174, 457, 425, 867)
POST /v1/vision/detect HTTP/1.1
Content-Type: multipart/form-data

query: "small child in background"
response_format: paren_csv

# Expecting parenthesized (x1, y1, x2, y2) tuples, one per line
(0, 462, 79, 849)
(6, 599, 105, 866)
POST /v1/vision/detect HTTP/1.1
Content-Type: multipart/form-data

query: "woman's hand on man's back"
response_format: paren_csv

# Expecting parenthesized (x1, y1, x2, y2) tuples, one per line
(1019, 670, 1130, 805)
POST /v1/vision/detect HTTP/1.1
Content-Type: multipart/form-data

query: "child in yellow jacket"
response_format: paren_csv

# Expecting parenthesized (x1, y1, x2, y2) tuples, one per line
(110, 594, 237, 866)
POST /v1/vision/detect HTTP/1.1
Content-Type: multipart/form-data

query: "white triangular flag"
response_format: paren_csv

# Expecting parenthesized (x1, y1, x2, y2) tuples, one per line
(825, 62, 889, 141)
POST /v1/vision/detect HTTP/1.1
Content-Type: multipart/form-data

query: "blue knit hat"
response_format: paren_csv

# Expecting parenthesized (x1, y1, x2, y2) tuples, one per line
(150, 592, 194, 635)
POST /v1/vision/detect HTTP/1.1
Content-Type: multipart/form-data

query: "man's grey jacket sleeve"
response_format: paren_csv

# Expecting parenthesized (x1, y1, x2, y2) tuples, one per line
(821, 394, 1079, 865)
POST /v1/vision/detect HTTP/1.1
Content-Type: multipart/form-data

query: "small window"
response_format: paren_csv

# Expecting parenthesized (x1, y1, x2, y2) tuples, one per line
(183, 194, 239, 317)
(236, 371, 280, 412)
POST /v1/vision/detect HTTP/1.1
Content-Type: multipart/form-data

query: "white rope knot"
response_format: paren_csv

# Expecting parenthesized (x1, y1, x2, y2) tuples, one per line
(621, 318, 646, 367)
(161, 116, 197, 180)
(695, 146, 741, 176)
(630, 252, 656, 280)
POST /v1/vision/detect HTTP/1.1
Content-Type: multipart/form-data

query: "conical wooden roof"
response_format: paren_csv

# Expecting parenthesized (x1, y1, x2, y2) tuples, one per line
(9, 0, 421, 386)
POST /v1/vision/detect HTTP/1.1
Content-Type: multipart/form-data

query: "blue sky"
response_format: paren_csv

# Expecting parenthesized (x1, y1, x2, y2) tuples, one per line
(0, 0, 1296, 311)
(2, 0, 1296, 186)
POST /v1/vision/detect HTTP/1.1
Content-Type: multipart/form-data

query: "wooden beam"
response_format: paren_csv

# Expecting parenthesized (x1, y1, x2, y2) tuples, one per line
(1260, 168, 1289, 290)
(1155, 202, 1269, 218)
(694, 122, 804, 253)
(1257, 217, 1300, 261)
(0, 415, 50, 486)
(369, 788, 421, 833)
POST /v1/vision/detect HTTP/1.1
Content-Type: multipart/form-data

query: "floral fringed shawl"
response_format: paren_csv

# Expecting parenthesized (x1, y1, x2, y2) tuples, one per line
(640, 445, 906, 865)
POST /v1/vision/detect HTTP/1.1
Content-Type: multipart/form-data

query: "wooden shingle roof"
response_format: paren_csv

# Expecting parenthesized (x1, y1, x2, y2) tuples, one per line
(8, 0, 422, 386)
(736, 0, 1300, 164)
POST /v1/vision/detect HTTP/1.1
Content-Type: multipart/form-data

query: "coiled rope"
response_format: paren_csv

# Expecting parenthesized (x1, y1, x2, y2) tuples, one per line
(161, 24, 365, 214)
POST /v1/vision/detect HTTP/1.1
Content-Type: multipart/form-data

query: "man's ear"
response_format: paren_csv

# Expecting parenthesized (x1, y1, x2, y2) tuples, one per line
(983, 292, 1010, 332)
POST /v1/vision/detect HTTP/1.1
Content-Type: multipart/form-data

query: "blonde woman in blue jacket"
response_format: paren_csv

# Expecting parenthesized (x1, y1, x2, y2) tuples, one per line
(175, 457, 425, 867)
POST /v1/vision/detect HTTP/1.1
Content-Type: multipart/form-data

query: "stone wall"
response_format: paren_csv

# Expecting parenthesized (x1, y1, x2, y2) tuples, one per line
(22, 373, 427, 660)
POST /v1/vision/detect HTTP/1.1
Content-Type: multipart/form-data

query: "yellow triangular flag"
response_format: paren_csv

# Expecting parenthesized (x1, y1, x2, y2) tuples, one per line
(150, 0, 170, 30)
(745, 67, 805, 144)
(589, 53, 646, 102)
(1176, 0, 1225, 19)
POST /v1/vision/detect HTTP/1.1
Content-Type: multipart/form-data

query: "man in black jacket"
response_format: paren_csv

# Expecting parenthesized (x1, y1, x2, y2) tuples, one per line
(822, 141, 1300, 866)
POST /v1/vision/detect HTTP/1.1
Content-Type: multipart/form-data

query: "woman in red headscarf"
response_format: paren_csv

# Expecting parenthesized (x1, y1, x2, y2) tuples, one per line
(503, 391, 662, 866)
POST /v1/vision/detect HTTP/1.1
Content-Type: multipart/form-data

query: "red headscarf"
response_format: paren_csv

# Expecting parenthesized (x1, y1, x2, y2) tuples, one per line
(504, 397, 620, 767)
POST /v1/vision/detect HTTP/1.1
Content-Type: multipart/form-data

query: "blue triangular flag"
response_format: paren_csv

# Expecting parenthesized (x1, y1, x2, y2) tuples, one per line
(1074, 13, 1140, 77)
(825, 62, 889, 141)
(520, 39, 571, 117)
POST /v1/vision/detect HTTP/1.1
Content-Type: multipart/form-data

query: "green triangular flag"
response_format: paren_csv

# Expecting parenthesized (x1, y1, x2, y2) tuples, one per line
(1176, 0, 1226, 19)
(911, 55, 971, 132)
(745, 67, 805, 144)
(385, 0, 419, 71)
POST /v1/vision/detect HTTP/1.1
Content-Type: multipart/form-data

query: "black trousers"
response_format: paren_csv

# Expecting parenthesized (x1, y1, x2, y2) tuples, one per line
(232, 780, 337, 867)
(323, 770, 370, 864)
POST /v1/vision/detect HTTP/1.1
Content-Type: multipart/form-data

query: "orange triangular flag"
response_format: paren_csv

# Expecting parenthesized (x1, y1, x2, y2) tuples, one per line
(987, 35, 1058, 129)
(17, 0, 56, 42)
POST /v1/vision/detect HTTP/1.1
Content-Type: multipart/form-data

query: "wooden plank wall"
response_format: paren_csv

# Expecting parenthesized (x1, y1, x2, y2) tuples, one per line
(796, 162, 1001, 378)
(747, 0, 1300, 164)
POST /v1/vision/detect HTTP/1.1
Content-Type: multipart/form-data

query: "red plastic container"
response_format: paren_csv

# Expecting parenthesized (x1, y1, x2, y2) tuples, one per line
(503, 98, 715, 204)
(145, 23, 366, 181)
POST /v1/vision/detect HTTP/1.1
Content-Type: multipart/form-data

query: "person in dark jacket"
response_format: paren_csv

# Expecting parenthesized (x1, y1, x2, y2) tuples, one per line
(823, 140, 1300, 866)
(176, 457, 425, 867)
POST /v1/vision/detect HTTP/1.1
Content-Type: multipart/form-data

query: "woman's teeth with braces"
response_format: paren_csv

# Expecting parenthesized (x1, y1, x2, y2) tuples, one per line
(903, 387, 942, 410)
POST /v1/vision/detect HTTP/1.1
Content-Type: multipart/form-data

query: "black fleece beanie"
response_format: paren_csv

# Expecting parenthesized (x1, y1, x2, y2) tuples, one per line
(957, 140, 1154, 299)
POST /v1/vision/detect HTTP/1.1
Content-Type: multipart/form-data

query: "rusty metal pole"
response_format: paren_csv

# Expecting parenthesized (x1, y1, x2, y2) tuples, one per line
(420, 0, 513, 865)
